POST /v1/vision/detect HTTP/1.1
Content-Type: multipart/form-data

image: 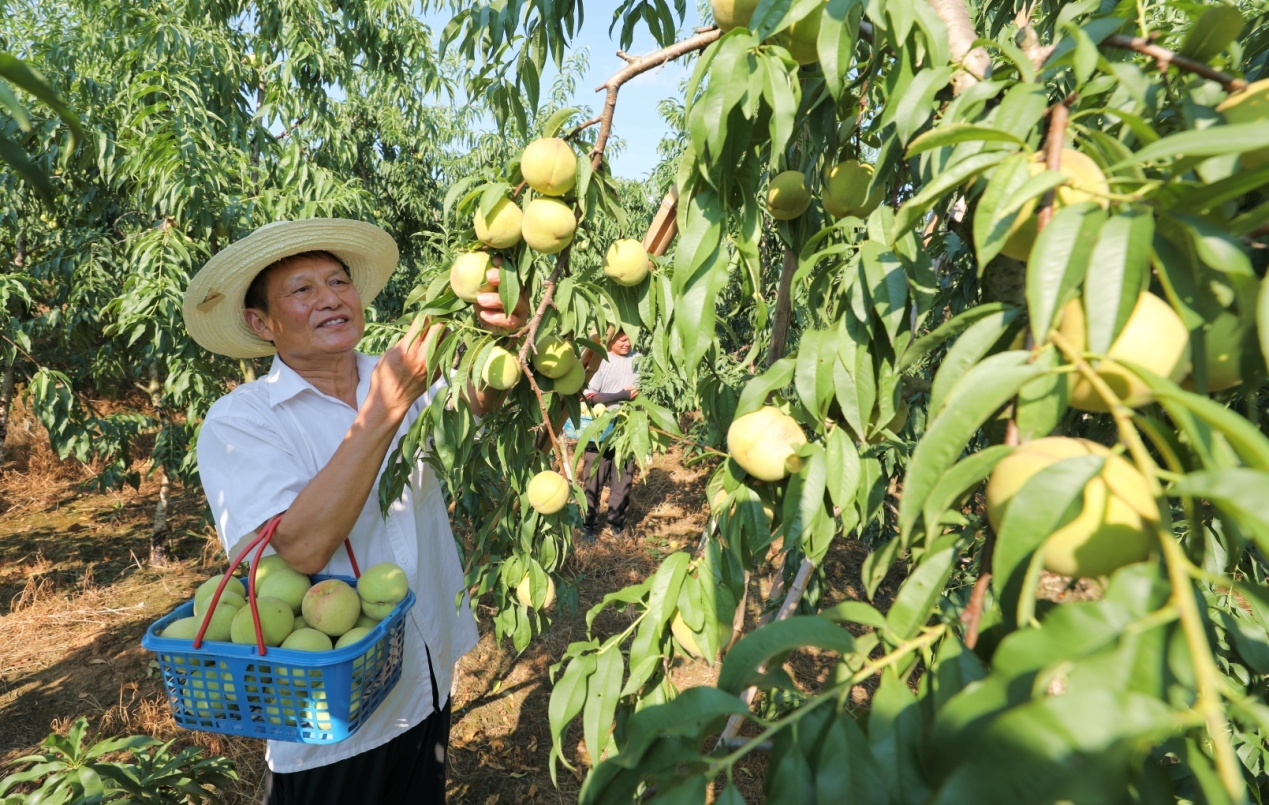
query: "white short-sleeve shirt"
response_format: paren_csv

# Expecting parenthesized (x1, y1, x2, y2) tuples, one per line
(196, 352, 479, 773)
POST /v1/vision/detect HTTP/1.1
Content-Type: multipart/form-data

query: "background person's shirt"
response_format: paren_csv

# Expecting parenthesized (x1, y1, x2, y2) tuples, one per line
(197, 351, 478, 773)
(584, 351, 639, 408)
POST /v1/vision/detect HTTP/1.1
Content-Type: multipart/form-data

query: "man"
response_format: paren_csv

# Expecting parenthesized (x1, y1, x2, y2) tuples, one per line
(580, 329, 640, 538)
(182, 219, 524, 803)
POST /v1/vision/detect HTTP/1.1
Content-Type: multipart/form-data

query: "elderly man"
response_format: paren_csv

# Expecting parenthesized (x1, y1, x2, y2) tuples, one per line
(182, 219, 523, 804)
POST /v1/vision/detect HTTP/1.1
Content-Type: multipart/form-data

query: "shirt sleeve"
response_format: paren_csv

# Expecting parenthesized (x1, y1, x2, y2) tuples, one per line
(196, 412, 311, 556)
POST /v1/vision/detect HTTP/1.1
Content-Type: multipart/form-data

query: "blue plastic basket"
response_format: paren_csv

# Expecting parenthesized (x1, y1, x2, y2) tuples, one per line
(142, 575, 413, 744)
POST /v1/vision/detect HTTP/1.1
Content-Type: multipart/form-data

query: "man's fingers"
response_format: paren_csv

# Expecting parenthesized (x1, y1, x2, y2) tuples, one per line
(484, 267, 501, 285)
(474, 290, 504, 310)
(477, 309, 517, 329)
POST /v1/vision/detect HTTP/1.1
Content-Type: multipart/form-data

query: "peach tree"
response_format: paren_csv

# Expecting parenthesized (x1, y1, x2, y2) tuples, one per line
(411, 0, 1269, 801)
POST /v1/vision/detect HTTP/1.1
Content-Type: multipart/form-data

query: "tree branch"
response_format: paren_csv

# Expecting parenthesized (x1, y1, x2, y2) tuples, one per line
(1103, 34, 1247, 93)
(926, 0, 991, 94)
(766, 248, 798, 367)
(590, 29, 723, 169)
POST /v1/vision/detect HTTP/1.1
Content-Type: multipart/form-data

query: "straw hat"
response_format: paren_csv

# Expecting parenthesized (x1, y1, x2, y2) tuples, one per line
(183, 219, 399, 358)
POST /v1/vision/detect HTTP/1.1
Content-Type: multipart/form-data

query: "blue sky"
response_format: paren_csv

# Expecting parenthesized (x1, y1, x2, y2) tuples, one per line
(419, 6, 699, 181)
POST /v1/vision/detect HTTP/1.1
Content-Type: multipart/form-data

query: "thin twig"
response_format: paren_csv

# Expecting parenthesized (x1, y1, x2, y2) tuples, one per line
(562, 117, 601, 142)
(714, 558, 816, 746)
(1103, 34, 1247, 93)
(590, 29, 723, 168)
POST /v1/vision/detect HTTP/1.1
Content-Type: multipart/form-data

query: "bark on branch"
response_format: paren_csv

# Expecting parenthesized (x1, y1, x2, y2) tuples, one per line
(926, 0, 991, 94)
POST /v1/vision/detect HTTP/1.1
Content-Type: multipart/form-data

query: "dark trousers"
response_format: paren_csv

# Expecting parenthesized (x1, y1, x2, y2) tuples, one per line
(582, 445, 635, 530)
(261, 698, 452, 804)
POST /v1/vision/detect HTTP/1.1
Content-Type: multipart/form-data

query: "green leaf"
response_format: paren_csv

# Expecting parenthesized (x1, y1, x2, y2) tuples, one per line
(869, 670, 929, 803)
(1114, 122, 1269, 166)
(0, 130, 54, 205)
(1013, 347, 1067, 441)
(916, 445, 1012, 544)
(718, 616, 855, 694)
(583, 647, 624, 764)
(894, 151, 1009, 235)
(900, 302, 1019, 373)
(735, 357, 796, 418)
(824, 427, 861, 513)
(928, 308, 1023, 416)
(1261, 274, 1269, 370)
(1026, 202, 1107, 343)
(859, 241, 908, 345)
(1178, 4, 1244, 63)
(1082, 210, 1153, 354)
(993, 455, 1106, 626)
(549, 653, 596, 780)
(813, 714, 889, 803)
(819, 0, 863, 102)
(885, 546, 955, 640)
(539, 106, 581, 138)
(973, 153, 1031, 270)
(899, 352, 1050, 546)
(908, 121, 1025, 156)
(1170, 469, 1269, 554)
(894, 66, 954, 144)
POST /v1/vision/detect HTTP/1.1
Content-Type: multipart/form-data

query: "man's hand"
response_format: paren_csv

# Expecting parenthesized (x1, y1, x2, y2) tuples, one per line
(474, 261, 530, 331)
(370, 315, 447, 419)
(626, 386, 639, 399)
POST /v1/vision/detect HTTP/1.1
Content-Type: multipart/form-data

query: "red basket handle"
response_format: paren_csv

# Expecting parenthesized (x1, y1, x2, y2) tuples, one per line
(193, 514, 361, 654)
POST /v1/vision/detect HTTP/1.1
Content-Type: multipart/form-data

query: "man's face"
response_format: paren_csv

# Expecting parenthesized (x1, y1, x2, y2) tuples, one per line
(244, 255, 364, 361)
(610, 334, 631, 356)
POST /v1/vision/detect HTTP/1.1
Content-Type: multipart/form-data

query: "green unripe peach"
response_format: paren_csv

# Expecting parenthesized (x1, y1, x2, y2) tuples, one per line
(775, 3, 823, 64)
(253, 554, 293, 589)
(516, 574, 557, 609)
(527, 470, 570, 515)
(194, 576, 246, 616)
(201, 602, 241, 643)
(727, 407, 807, 481)
(281, 628, 334, 652)
(355, 614, 380, 629)
(603, 239, 650, 286)
(450, 252, 495, 303)
(521, 138, 577, 197)
(474, 197, 524, 249)
(1059, 294, 1189, 411)
(230, 596, 294, 646)
(291, 613, 309, 631)
(302, 579, 362, 637)
(256, 567, 311, 615)
(670, 611, 736, 662)
(481, 345, 523, 390)
(357, 562, 409, 621)
(163, 616, 200, 639)
(552, 359, 586, 395)
(1184, 307, 1251, 392)
(531, 335, 578, 379)
(766, 171, 812, 220)
(335, 626, 374, 649)
(522, 198, 577, 254)
(985, 437, 1157, 578)
(712, 0, 760, 31)
(822, 160, 882, 219)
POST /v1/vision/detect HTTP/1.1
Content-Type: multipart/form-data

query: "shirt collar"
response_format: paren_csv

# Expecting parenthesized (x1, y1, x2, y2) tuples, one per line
(263, 352, 375, 408)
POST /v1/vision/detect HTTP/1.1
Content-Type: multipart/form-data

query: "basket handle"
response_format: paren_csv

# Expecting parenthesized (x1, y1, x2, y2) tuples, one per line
(192, 514, 361, 654)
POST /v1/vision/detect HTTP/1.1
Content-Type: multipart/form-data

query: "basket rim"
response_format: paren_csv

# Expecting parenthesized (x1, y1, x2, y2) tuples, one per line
(142, 574, 414, 666)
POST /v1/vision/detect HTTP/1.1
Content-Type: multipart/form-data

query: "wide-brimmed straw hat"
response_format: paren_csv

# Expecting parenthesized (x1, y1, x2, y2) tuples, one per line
(183, 218, 399, 358)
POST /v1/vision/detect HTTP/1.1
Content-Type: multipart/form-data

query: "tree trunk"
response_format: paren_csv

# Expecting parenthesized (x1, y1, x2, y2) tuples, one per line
(148, 363, 171, 566)
(767, 248, 798, 367)
(0, 361, 13, 469)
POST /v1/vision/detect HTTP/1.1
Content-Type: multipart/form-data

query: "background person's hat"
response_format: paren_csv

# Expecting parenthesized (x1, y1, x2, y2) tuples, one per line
(183, 218, 399, 359)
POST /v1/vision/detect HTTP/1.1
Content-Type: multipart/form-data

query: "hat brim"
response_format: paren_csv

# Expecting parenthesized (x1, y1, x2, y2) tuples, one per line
(183, 219, 399, 359)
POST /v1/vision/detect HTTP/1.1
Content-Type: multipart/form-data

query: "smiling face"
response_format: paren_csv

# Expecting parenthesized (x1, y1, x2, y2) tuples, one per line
(243, 253, 364, 364)
(609, 333, 632, 356)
